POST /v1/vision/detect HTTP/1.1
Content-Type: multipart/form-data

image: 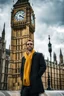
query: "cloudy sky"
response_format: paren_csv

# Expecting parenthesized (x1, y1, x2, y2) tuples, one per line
(0, 0, 64, 62)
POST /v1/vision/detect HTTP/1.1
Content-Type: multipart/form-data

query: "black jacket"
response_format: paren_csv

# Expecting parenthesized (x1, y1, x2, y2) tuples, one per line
(20, 52, 46, 94)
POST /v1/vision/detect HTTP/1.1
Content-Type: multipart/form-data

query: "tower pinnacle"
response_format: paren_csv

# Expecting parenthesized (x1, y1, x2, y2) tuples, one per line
(2, 23, 5, 40)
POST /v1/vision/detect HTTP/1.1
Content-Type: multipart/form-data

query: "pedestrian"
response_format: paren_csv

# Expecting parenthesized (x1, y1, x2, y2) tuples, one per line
(20, 38, 46, 96)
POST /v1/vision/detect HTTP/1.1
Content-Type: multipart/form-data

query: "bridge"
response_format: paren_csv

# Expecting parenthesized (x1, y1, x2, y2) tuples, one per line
(0, 90, 64, 96)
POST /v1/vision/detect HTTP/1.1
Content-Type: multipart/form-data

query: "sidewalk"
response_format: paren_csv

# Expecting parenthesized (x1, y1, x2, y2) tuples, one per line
(0, 90, 64, 96)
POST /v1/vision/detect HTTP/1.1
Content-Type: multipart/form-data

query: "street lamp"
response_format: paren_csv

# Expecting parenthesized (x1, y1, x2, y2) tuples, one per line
(47, 35, 52, 90)
(48, 35, 52, 62)
(47, 72, 51, 90)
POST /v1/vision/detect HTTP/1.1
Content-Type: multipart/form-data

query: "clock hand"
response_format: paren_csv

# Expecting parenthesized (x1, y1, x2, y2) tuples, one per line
(19, 15, 24, 18)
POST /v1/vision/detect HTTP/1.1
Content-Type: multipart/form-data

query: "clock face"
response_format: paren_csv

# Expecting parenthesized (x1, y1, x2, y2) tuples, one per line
(31, 13, 35, 25)
(15, 10, 25, 21)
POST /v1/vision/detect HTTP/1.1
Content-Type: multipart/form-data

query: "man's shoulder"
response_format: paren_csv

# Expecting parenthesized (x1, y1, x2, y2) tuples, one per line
(34, 52, 44, 57)
(21, 56, 25, 61)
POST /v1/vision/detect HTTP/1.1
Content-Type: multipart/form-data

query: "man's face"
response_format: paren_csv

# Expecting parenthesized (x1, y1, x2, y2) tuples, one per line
(26, 41, 34, 51)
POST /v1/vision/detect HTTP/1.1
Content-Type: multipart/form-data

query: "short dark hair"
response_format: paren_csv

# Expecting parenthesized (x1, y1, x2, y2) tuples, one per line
(26, 38, 33, 45)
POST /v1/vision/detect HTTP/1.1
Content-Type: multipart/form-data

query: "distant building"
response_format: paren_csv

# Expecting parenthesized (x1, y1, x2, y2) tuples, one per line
(0, 24, 10, 90)
(42, 59, 64, 90)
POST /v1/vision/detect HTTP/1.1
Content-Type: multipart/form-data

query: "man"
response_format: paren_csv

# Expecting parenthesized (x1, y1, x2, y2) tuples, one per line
(20, 39, 46, 96)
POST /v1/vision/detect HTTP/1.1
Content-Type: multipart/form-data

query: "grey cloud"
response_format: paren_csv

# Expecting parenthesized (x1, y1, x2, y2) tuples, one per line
(0, 0, 17, 6)
(52, 32, 64, 44)
(0, 0, 11, 5)
(33, 0, 64, 26)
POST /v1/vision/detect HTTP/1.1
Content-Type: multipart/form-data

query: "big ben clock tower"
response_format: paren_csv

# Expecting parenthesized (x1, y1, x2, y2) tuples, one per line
(8, 0, 35, 90)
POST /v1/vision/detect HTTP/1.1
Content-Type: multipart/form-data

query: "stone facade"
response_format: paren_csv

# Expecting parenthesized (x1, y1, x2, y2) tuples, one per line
(0, 24, 10, 90)
(42, 60, 64, 90)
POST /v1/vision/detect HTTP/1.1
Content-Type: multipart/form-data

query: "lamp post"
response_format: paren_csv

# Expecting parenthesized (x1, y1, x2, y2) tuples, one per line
(47, 35, 52, 90)
(47, 72, 51, 90)
(48, 35, 52, 64)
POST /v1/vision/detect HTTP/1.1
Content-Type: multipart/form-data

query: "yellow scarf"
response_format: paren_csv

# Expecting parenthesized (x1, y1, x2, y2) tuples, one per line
(23, 49, 35, 86)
